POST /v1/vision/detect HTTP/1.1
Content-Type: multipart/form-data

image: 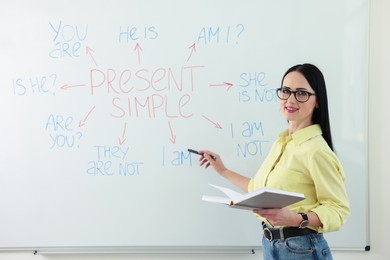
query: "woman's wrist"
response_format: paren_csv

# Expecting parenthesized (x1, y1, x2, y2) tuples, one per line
(217, 168, 229, 177)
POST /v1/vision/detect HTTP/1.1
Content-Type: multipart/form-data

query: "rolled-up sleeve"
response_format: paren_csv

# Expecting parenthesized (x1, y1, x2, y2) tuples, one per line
(309, 148, 350, 232)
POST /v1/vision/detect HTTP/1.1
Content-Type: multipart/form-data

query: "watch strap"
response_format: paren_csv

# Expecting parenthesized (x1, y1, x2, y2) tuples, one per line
(298, 212, 309, 228)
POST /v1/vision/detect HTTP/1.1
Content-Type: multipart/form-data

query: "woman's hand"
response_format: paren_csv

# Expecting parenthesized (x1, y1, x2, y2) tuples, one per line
(198, 149, 251, 192)
(198, 150, 227, 174)
(253, 208, 301, 227)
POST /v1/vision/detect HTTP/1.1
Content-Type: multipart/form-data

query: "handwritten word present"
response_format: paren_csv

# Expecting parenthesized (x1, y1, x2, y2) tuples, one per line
(89, 66, 205, 95)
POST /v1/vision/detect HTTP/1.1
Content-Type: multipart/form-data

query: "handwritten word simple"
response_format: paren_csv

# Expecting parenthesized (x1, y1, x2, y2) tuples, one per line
(89, 66, 205, 95)
(119, 26, 158, 42)
(110, 94, 193, 118)
(49, 21, 88, 58)
(197, 24, 245, 45)
(13, 74, 57, 96)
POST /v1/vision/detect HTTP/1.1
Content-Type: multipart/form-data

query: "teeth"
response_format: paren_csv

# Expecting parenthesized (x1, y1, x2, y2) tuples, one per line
(286, 107, 298, 111)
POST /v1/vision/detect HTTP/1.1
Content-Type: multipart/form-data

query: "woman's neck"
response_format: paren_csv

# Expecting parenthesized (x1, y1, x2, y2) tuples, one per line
(288, 121, 313, 135)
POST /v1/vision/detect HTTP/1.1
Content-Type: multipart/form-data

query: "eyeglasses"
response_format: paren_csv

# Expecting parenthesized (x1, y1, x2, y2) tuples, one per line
(276, 88, 316, 103)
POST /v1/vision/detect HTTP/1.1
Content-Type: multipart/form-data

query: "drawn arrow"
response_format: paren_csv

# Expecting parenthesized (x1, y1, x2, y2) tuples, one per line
(202, 115, 222, 129)
(85, 46, 98, 67)
(118, 122, 127, 145)
(186, 43, 196, 62)
(168, 121, 176, 144)
(60, 84, 86, 90)
(209, 82, 234, 91)
(134, 43, 143, 65)
(79, 106, 96, 127)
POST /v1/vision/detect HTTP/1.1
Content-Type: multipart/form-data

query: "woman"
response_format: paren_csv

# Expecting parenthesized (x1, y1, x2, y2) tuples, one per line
(199, 63, 350, 260)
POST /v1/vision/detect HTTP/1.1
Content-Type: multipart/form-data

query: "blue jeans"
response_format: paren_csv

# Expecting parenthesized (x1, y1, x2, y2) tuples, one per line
(262, 233, 333, 260)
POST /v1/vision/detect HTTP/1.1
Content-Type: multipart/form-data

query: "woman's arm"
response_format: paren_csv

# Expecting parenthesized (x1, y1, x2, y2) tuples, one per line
(199, 150, 250, 192)
(253, 208, 323, 228)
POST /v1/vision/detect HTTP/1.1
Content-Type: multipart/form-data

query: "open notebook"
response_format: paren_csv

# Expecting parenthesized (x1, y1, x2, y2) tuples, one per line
(202, 184, 305, 210)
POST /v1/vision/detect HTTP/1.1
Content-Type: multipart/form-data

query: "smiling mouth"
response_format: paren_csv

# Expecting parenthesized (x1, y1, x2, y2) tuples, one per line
(286, 107, 298, 113)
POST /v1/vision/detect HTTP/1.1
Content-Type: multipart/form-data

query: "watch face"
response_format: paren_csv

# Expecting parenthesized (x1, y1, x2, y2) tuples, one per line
(300, 220, 309, 228)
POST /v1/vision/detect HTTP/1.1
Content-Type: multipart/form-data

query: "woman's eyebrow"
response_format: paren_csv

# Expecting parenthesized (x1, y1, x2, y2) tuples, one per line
(282, 86, 309, 90)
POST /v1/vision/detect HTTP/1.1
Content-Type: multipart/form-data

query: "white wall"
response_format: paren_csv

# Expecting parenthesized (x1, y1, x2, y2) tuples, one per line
(1, 0, 389, 259)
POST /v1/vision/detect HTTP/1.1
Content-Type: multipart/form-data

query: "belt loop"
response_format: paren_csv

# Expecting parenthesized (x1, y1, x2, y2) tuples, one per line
(279, 227, 285, 241)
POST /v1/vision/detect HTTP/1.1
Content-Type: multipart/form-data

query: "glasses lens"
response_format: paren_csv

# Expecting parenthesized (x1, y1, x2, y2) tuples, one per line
(277, 88, 290, 100)
(295, 91, 309, 102)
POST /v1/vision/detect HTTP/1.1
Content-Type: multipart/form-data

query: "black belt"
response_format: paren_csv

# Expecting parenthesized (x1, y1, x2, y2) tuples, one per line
(262, 222, 317, 241)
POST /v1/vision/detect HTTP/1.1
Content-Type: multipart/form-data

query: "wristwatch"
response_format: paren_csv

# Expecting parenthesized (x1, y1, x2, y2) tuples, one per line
(298, 213, 309, 228)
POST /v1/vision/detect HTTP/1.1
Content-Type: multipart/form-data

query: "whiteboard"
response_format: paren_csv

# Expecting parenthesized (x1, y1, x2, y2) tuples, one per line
(0, 0, 369, 252)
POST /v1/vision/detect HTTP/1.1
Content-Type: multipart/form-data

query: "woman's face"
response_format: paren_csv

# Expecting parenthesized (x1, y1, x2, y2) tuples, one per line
(280, 71, 317, 129)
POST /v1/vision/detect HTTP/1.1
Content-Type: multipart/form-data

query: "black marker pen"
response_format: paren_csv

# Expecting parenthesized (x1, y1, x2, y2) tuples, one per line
(188, 149, 216, 160)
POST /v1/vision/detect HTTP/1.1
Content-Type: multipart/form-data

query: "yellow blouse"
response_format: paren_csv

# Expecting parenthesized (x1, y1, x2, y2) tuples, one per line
(248, 124, 350, 233)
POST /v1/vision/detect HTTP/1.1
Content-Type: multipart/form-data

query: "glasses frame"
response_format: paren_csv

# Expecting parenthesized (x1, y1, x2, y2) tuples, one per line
(276, 87, 316, 103)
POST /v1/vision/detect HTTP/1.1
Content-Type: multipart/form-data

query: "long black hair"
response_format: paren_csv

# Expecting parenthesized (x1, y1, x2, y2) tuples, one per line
(281, 63, 334, 151)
